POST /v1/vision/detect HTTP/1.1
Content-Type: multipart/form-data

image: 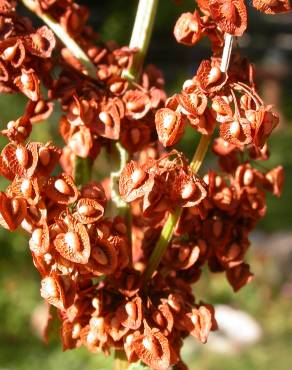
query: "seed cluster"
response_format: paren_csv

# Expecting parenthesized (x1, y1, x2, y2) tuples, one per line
(0, 1, 289, 369)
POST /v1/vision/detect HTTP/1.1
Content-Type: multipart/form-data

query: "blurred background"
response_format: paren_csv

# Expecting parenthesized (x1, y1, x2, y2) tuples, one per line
(0, 1, 292, 369)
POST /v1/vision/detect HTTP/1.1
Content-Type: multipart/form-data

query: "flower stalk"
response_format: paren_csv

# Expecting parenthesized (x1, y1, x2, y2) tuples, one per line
(142, 34, 234, 283)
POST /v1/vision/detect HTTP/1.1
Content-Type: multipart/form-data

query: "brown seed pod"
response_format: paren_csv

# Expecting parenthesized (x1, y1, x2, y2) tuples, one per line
(46, 174, 78, 204)
(226, 263, 254, 291)
(209, 0, 247, 36)
(174, 11, 202, 46)
(7, 176, 40, 206)
(155, 108, 186, 147)
(171, 172, 207, 207)
(196, 60, 227, 93)
(123, 90, 151, 119)
(252, 0, 291, 14)
(40, 274, 75, 310)
(74, 197, 104, 224)
(1, 142, 39, 179)
(0, 38, 26, 68)
(0, 192, 27, 231)
(29, 222, 50, 256)
(85, 239, 118, 276)
(21, 200, 47, 233)
(186, 304, 217, 343)
(132, 321, 174, 370)
(95, 97, 124, 140)
(116, 297, 143, 330)
(54, 222, 90, 264)
(177, 90, 207, 116)
(14, 68, 40, 101)
(119, 161, 153, 202)
(23, 26, 56, 58)
(264, 165, 284, 197)
(220, 119, 252, 147)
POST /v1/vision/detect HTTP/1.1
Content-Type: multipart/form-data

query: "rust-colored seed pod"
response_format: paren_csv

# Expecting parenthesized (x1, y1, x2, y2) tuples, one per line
(29, 223, 50, 256)
(116, 297, 143, 330)
(209, 0, 247, 36)
(85, 239, 118, 276)
(46, 174, 78, 204)
(74, 198, 104, 224)
(155, 107, 185, 147)
(252, 0, 291, 14)
(0, 192, 27, 231)
(40, 274, 75, 310)
(54, 222, 90, 264)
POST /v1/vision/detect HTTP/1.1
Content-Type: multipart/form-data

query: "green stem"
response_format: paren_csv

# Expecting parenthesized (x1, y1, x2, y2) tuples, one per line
(74, 156, 93, 186)
(21, 0, 97, 184)
(21, 0, 97, 79)
(122, 0, 159, 82)
(141, 135, 211, 283)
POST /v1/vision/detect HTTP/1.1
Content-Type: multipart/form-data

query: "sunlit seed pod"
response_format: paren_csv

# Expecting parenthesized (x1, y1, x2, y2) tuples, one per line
(71, 103, 79, 116)
(44, 253, 53, 264)
(17, 126, 27, 136)
(42, 277, 58, 298)
(167, 295, 181, 312)
(96, 224, 110, 239)
(243, 169, 254, 186)
(31, 228, 43, 247)
(78, 204, 96, 216)
(251, 200, 258, 210)
(227, 243, 241, 259)
(29, 205, 40, 218)
(92, 297, 101, 312)
(115, 222, 127, 234)
(246, 110, 256, 124)
(221, 188, 233, 205)
(125, 302, 137, 320)
(181, 182, 196, 199)
(130, 128, 141, 145)
(90, 316, 105, 331)
(54, 179, 71, 194)
(2, 45, 18, 61)
(21, 179, 32, 197)
(72, 323, 81, 339)
(163, 111, 176, 129)
(34, 100, 46, 114)
(213, 219, 223, 238)
(189, 19, 199, 32)
(203, 174, 209, 185)
(64, 231, 80, 252)
(7, 121, 14, 130)
(207, 66, 221, 85)
(130, 168, 146, 189)
(92, 247, 108, 265)
(32, 33, 47, 49)
(87, 330, 98, 345)
(142, 337, 154, 351)
(215, 175, 223, 188)
(229, 120, 241, 138)
(153, 311, 165, 327)
(182, 79, 193, 90)
(126, 100, 145, 113)
(191, 314, 198, 326)
(125, 333, 134, 345)
(110, 81, 124, 94)
(20, 73, 33, 89)
(99, 111, 113, 126)
(211, 100, 225, 114)
(11, 198, 21, 214)
(15, 146, 29, 167)
(39, 147, 51, 166)
(178, 245, 190, 262)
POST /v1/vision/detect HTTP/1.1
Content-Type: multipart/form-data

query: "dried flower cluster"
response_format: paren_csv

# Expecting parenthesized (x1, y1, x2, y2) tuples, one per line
(0, 1, 289, 369)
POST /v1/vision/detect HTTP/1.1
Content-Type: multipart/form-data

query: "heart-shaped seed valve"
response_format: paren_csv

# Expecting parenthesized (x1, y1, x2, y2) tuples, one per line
(131, 168, 146, 189)
(181, 182, 196, 199)
(16, 146, 28, 167)
(125, 301, 137, 320)
(54, 179, 71, 195)
(39, 147, 51, 166)
(229, 120, 240, 137)
(64, 231, 80, 252)
(92, 246, 108, 265)
(207, 66, 221, 85)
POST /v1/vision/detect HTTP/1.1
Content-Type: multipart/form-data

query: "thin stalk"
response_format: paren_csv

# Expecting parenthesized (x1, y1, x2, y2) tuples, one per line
(122, 0, 159, 82)
(21, 0, 98, 184)
(142, 34, 234, 283)
(21, 0, 97, 79)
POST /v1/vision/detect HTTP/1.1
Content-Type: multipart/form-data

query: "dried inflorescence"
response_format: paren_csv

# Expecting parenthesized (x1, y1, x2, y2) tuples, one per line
(0, 0, 288, 369)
